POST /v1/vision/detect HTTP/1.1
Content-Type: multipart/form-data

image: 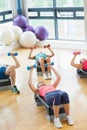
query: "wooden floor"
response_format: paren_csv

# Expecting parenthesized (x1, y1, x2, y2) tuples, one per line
(0, 47, 87, 130)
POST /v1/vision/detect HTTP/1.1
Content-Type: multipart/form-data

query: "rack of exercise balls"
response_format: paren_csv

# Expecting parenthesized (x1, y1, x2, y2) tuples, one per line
(13, 15, 49, 48)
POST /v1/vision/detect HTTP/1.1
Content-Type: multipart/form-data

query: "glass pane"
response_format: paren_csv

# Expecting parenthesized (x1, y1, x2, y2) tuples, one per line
(26, 0, 53, 8)
(28, 11, 54, 17)
(0, 0, 12, 11)
(29, 19, 55, 39)
(58, 20, 85, 41)
(56, 0, 84, 7)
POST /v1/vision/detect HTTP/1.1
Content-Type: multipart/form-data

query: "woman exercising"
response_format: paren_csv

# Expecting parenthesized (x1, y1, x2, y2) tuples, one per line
(28, 44, 55, 80)
(28, 65, 74, 128)
(71, 51, 87, 70)
(0, 52, 20, 94)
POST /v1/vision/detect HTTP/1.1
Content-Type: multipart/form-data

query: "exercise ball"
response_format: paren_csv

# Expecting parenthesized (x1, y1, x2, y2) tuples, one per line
(0, 28, 15, 46)
(24, 25, 35, 33)
(19, 31, 37, 48)
(35, 26, 49, 41)
(12, 26, 23, 42)
(13, 15, 29, 30)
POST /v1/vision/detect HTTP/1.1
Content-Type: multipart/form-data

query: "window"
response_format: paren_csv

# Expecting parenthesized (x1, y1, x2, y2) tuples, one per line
(0, 0, 13, 24)
(27, 0, 85, 41)
(0, 0, 85, 41)
(56, 0, 84, 7)
(0, 0, 12, 11)
(27, 0, 53, 8)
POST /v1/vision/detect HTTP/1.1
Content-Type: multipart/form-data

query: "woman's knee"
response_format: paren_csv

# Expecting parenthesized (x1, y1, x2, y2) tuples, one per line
(63, 92, 69, 98)
(38, 58, 45, 64)
(54, 94, 61, 105)
(6, 66, 15, 75)
(46, 57, 50, 63)
(9, 66, 15, 71)
(62, 92, 70, 103)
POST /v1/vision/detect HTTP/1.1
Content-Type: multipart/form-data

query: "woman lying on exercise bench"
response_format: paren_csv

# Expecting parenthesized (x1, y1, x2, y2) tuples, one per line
(28, 65, 74, 128)
(28, 44, 54, 80)
(0, 52, 20, 94)
(71, 51, 87, 70)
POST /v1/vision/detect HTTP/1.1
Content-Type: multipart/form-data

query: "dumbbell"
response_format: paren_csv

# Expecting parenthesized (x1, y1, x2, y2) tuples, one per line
(44, 62, 54, 67)
(73, 51, 81, 55)
(44, 44, 50, 48)
(27, 64, 37, 70)
(7, 52, 18, 56)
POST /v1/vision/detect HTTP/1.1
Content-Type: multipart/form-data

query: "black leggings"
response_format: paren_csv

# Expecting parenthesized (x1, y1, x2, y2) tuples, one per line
(45, 90, 70, 106)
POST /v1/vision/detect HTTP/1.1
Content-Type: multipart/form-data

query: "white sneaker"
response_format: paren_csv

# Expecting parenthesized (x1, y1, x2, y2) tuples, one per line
(43, 73, 48, 80)
(47, 73, 52, 79)
(54, 118, 63, 128)
(67, 116, 74, 126)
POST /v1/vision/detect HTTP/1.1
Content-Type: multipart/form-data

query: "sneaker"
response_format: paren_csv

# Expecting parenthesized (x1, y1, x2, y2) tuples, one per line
(47, 73, 52, 79)
(67, 116, 74, 126)
(11, 86, 20, 94)
(54, 118, 63, 128)
(43, 73, 48, 80)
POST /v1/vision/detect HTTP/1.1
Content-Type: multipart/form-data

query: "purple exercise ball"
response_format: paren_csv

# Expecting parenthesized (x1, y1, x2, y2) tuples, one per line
(13, 15, 29, 29)
(24, 25, 35, 33)
(35, 26, 49, 41)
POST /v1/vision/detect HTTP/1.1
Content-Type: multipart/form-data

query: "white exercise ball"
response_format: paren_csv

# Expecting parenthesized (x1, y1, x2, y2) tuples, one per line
(19, 31, 37, 48)
(12, 26, 23, 42)
(0, 28, 15, 46)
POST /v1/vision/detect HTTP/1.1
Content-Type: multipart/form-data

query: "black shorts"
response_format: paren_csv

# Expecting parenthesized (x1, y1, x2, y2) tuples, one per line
(0, 66, 9, 79)
(45, 90, 70, 106)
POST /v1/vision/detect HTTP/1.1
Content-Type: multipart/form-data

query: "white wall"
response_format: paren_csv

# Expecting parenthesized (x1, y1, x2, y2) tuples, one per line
(84, 0, 87, 44)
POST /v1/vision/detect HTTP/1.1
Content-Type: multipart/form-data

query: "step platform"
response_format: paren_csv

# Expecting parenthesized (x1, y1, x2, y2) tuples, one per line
(77, 68, 87, 78)
(0, 77, 11, 90)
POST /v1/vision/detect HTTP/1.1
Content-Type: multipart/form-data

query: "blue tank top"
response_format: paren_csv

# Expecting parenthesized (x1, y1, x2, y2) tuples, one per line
(36, 53, 47, 60)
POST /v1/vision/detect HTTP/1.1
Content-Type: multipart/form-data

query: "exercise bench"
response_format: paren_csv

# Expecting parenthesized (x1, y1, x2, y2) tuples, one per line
(77, 68, 87, 78)
(34, 94, 66, 121)
(0, 77, 11, 90)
